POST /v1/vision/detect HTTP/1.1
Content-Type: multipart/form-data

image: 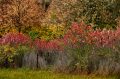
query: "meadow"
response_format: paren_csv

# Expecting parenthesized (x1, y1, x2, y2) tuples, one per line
(0, 69, 118, 79)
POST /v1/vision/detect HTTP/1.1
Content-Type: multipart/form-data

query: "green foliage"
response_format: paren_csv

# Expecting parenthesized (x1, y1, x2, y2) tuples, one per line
(29, 24, 64, 40)
(29, 31, 39, 41)
(47, 0, 120, 28)
(66, 43, 120, 74)
(0, 45, 16, 63)
(66, 43, 93, 72)
(15, 45, 30, 55)
(0, 45, 29, 63)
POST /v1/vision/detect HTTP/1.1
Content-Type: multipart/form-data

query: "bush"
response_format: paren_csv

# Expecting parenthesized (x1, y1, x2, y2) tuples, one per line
(0, 22, 120, 76)
(0, 32, 31, 68)
(0, 32, 63, 68)
(61, 22, 120, 75)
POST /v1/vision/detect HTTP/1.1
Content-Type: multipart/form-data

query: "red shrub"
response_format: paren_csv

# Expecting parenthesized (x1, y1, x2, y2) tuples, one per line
(63, 22, 94, 47)
(33, 39, 63, 52)
(89, 28, 120, 47)
(62, 22, 120, 48)
(1, 22, 120, 53)
(33, 39, 47, 51)
(0, 32, 63, 52)
(2, 32, 31, 46)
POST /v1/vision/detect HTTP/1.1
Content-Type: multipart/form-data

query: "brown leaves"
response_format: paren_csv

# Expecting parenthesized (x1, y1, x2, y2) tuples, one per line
(0, 0, 45, 33)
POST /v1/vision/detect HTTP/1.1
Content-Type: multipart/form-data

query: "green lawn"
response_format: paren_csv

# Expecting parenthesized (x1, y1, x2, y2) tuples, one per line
(0, 69, 118, 79)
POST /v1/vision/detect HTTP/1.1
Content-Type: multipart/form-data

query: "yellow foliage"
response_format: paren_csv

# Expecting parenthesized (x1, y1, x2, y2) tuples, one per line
(0, 25, 18, 36)
(29, 24, 65, 40)
(40, 24, 65, 40)
(2, 45, 16, 54)
(48, 24, 65, 37)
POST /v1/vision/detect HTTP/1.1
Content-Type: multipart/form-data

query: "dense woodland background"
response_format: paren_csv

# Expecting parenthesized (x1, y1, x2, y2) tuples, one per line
(0, 0, 120, 35)
(0, 0, 120, 76)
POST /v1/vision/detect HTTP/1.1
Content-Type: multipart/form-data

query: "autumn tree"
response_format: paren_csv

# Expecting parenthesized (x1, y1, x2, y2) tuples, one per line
(0, 0, 44, 33)
(43, 0, 120, 28)
(0, 0, 13, 35)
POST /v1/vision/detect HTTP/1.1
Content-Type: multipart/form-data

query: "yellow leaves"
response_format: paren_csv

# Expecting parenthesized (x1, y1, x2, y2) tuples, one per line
(48, 24, 65, 36)
(45, 24, 65, 39)
(3, 45, 16, 54)
(0, 25, 17, 36)
(29, 24, 65, 40)
(0, 45, 17, 62)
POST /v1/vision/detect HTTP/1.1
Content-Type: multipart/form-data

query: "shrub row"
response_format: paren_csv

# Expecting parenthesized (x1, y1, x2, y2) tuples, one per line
(0, 22, 120, 75)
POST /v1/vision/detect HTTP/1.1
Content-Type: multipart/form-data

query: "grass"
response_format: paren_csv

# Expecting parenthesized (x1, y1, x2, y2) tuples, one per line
(0, 69, 119, 79)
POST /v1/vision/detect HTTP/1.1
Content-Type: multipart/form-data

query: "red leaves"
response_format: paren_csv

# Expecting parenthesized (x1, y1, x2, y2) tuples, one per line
(1, 22, 120, 52)
(0, 32, 62, 52)
(63, 22, 93, 46)
(33, 39, 47, 50)
(33, 39, 62, 52)
(1, 32, 31, 45)
(63, 22, 120, 48)
(89, 29, 119, 47)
